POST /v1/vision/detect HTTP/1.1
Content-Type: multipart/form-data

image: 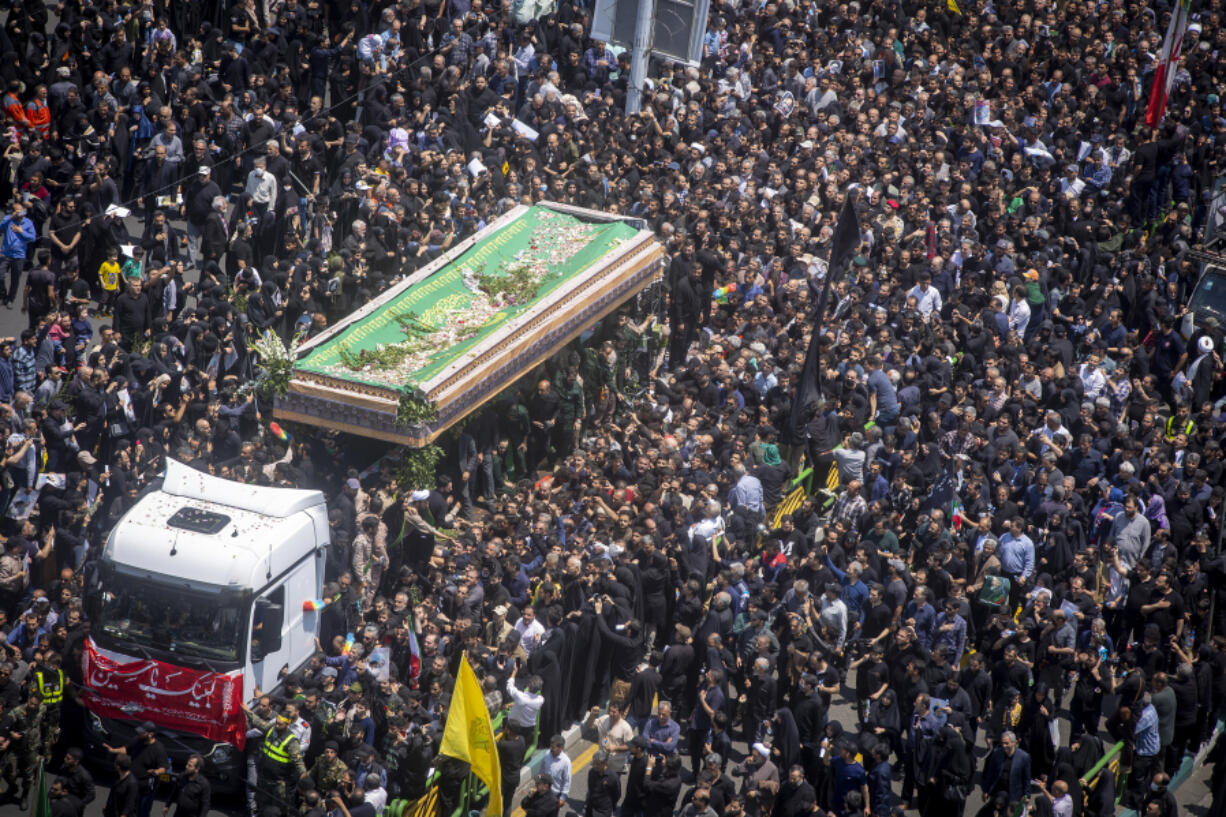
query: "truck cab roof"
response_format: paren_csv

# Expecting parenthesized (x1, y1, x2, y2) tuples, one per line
(104, 459, 329, 591)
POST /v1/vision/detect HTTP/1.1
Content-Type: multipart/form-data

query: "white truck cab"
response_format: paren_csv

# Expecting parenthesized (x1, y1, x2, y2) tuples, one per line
(84, 459, 329, 787)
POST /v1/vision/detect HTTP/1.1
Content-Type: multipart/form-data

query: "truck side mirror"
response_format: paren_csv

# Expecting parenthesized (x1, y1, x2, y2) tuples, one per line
(252, 598, 284, 661)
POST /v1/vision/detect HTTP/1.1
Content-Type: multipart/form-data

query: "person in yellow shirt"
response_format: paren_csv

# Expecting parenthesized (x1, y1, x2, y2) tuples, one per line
(98, 247, 120, 316)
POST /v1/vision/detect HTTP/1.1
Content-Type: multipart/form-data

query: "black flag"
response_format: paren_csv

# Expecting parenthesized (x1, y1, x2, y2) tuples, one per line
(787, 192, 861, 444)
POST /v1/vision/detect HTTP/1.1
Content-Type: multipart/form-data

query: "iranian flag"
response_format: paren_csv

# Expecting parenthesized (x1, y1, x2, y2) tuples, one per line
(407, 614, 422, 686)
(1145, 0, 1192, 128)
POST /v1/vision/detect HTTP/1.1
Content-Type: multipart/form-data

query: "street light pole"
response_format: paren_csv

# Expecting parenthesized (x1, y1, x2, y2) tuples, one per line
(626, 0, 655, 114)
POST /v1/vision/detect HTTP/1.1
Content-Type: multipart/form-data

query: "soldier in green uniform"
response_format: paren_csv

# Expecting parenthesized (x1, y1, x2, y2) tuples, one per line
(241, 702, 308, 814)
(585, 340, 623, 428)
(501, 394, 531, 481)
(552, 367, 586, 459)
(307, 740, 349, 794)
(2, 689, 45, 807)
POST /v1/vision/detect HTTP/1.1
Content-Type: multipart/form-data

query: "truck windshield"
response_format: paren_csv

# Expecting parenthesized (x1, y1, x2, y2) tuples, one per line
(97, 572, 245, 663)
(1189, 269, 1226, 326)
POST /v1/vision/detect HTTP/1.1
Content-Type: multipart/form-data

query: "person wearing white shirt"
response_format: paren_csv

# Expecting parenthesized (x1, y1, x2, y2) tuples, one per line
(286, 701, 311, 749)
(689, 500, 725, 545)
(513, 606, 546, 655)
(245, 156, 278, 225)
(1079, 356, 1107, 400)
(362, 773, 388, 815)
(1037, 777, 1072, 817)
(818, 583, 848, 648)
(1008, 286, 1031, 337)
(907, 273, 942, 318)
(1059, 164, 1086, 197)
(1031, 412, 1070, 454)
(505, 666, 545, 731)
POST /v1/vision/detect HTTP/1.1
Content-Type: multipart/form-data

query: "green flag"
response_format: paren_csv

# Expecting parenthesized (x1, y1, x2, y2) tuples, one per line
(31, 759, 50, 817)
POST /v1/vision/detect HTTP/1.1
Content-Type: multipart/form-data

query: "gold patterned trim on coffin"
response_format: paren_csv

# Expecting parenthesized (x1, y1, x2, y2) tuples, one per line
(282, 247, 662, 412)
(276, 254, 664, 446)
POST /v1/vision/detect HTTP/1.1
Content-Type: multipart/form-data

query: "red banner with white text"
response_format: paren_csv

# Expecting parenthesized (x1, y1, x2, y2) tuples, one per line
(81, 638, 247, 749)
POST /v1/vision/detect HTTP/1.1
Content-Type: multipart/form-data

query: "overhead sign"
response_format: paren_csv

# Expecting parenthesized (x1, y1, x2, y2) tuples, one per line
(591, 0, 711, 65)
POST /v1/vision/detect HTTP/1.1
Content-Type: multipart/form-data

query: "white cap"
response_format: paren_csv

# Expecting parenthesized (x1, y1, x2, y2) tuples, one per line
(1199, 336, 1214, 353)
(410, 489, 430, 501)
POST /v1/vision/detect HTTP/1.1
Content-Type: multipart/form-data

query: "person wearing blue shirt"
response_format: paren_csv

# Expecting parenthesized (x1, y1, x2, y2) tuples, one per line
(1129, 699, 1161, 807)
(728, 464, 764, 520)
(643, 702, 680, 757)
(866, 745, 893, 817)
(865, 461, 890, 503)
(581, 41, 615, 84)
(826, 554, 870, 623)
(865, 356, 898, 426)
(902, 586, 936, 650)
(933, 601, 968, 667)
(0, 340, 14, 404)
(0, 201, 37, 307)
(998, 518, 1036, 588)
(830, 741, 869, 817)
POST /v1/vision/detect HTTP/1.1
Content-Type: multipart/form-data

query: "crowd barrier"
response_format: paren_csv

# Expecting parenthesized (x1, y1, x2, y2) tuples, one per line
(386, 709, 539, 817)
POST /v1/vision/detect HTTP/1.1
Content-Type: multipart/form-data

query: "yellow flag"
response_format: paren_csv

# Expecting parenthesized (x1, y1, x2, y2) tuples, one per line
(947, 0, 962, 13)
(439, 655, 502, 817)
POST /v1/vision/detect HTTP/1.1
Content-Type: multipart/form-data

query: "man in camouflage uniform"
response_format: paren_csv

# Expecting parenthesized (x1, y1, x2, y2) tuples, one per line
(2, 689, 45, 807)
(307, 740, 348, 794)
(584, 340, 623, 428)
(552, 367, 586, 458)
(241, 702, 307, 815)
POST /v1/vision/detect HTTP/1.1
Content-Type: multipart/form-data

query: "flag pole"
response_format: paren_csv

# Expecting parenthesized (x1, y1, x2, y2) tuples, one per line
(787, 190, 861, 447)
(31, 758, 49, 817)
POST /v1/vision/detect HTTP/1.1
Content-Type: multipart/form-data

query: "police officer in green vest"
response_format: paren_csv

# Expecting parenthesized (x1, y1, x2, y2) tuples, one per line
(1165, 403, 1196, 441)
(242, 701, 308, 814)
(33, 650, 65, 759)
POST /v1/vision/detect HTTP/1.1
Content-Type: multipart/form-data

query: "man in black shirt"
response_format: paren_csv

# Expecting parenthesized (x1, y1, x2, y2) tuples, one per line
(163, 753, 210, 817)
(103, 721, 168, 817)
(22, 250, 57, 330)
(112, 279, 153, 346)
(522, 773, 560, 817)
(49, 778, 82, 817)
(181, 164, 221, 267)
(584, 751, 621, 817)
(104, 755, 139, 817)
(290, 137, 324, 209)
(851, 644, 890, 720)
(526, 378, 560, 472)
(60, 748, 95, 807)
(622, 737, 649, 817)
(496, 725, 527, 817)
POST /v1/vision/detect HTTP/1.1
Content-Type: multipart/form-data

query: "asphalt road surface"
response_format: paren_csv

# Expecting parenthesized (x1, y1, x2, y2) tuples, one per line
(59, 680, 1216, 817)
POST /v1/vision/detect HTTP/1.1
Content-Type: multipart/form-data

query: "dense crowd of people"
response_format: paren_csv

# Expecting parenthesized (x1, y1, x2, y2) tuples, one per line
(0, 0, 1225, 816)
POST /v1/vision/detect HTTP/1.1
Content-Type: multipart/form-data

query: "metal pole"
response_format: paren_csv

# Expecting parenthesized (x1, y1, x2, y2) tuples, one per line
(626, 0, 655, 114)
